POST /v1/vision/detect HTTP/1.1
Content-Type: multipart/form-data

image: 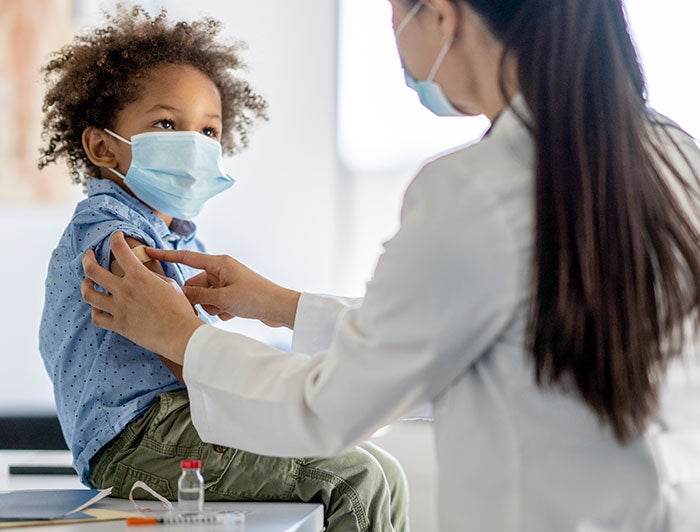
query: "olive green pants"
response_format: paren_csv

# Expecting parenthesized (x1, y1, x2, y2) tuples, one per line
(89, 390, 409, 531)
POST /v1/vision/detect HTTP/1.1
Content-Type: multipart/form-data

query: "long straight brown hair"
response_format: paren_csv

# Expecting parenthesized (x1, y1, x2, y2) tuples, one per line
(459, 0, 700, 442)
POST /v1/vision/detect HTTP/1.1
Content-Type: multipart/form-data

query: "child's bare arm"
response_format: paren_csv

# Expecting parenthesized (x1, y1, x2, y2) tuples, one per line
(109, 235, 184, 383)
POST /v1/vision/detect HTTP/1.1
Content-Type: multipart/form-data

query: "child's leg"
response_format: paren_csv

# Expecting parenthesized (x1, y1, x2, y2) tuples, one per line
(358, 442, 410, 532)
(89, 390, 409, 532)
(290, 444, 409, 532)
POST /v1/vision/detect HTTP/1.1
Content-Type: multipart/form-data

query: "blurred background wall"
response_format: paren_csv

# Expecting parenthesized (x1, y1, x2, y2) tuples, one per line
(1, 1, 698, 529)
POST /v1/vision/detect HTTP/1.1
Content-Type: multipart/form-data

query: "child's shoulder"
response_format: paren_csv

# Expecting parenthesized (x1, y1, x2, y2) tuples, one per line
(65, 179, 160, 250)
(72, 179, 153, 228)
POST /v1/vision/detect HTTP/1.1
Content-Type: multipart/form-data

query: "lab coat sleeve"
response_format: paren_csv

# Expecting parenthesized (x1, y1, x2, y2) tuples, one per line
(183, 166, 520, 456)
(291, 293, 362, 354)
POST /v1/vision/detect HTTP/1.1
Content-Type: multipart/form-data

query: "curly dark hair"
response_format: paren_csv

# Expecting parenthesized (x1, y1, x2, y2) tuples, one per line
(38, 4, 268, 185)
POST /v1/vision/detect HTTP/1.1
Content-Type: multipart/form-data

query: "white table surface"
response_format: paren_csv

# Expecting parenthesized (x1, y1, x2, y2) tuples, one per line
(0, 451, 324, 531)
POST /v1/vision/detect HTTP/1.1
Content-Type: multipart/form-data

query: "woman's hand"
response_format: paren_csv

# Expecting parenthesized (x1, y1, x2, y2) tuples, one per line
(145, 247, 301, 329)
(81, 232, 204, 365)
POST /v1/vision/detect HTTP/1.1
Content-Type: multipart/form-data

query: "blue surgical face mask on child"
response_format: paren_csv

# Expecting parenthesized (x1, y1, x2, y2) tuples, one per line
(395, 2, 463, 117)
(104, 129, 234, 220)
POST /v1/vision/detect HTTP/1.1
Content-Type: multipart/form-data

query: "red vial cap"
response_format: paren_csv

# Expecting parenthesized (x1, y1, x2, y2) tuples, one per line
(181, 460, 202, 469)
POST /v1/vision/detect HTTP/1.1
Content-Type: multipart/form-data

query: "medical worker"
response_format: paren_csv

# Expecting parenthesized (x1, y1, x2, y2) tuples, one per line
(82, 0, 700, 530)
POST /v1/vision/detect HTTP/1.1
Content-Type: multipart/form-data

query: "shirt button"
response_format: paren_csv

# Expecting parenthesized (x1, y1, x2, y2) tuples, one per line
(213, 445, 227, 453)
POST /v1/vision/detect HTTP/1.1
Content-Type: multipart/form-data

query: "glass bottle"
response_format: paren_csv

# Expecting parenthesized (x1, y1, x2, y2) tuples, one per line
(178, 459, 204, 514)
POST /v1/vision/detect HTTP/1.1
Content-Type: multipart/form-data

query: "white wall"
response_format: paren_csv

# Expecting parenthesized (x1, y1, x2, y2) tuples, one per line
(0, 203, 80, 414)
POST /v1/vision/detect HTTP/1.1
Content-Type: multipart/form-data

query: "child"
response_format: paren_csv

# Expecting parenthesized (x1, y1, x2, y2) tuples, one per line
(37, 6, 409, 531)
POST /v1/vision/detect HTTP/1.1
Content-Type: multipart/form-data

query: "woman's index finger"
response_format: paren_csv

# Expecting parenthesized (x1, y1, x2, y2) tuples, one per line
(146, 247, 215, 270)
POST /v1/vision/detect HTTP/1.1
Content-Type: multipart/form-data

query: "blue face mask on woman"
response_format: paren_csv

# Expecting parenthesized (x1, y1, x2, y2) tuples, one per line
(395, 2, 464, 117)
(104, 129, 234, 220)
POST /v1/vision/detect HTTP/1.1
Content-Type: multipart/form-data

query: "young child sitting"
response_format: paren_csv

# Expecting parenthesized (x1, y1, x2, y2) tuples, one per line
(37, 6, 408, 531)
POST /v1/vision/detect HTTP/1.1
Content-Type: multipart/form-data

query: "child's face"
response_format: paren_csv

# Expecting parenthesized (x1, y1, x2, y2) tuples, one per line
(105, 63, 223, 222)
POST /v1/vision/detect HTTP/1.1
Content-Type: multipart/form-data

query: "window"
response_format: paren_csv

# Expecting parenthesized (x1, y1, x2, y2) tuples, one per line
(624, 0, 700, 138)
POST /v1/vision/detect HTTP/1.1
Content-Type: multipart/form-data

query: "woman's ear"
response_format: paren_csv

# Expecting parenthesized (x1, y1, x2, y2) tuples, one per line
(82, 127, 118, 170)
(421, 0, 460, 43)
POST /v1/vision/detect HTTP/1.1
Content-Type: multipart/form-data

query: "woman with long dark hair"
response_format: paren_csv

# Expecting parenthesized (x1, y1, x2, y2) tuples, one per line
(83, 0, 700, 529)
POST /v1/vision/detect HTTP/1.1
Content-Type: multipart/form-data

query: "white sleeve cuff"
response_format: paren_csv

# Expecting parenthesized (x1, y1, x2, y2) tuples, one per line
(291, 293, 361, 354)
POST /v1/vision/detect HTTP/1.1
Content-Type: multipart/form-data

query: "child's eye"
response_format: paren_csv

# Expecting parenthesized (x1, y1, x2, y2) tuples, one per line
(153, 119, 175, 130)
(202, 127, 218, 138)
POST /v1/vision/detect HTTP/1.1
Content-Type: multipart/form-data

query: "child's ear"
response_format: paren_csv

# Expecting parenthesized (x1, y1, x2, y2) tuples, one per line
(82, 127, 118, 170)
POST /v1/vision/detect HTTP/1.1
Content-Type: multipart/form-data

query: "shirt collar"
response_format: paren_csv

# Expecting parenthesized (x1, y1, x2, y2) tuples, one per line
(86, 178, 197, 243)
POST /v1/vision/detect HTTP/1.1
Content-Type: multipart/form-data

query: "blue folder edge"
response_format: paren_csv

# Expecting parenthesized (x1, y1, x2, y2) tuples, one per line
(0, 489, 104, 521)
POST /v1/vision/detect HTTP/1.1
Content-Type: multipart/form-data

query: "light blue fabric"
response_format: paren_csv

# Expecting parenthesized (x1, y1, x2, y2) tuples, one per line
(39, 178, 211, 484)
(105, 130, 234, 220)
(403, 70, 463, 117)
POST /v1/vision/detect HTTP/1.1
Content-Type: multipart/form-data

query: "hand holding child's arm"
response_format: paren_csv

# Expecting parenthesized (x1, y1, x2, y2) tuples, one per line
(145, 247, 301, 329)
(109, 236, 185, 382)
(82, 232, 204, 366)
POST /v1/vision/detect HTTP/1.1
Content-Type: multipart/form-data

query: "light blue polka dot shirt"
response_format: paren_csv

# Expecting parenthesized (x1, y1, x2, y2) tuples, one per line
(39, 178, 210, 485)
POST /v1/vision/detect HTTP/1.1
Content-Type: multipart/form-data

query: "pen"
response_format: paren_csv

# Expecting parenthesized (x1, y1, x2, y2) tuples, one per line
(126, 512, 245, 526)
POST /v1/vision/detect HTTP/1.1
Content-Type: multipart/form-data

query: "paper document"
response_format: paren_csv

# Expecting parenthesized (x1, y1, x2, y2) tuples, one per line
(0, 487, 112, 521)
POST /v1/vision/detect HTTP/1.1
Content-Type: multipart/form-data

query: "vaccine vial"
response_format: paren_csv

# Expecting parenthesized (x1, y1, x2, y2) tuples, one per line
(178, 459, 204, 514)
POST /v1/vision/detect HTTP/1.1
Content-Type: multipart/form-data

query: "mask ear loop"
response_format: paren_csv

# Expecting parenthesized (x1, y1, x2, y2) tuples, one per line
(395, 2, 423, 37)
(128, 480, 174, 513)
(106, 167, 127, 181)
(104, 128, 132, 145)
(427, 34, 455, 82)
(103, 128, 131, 181)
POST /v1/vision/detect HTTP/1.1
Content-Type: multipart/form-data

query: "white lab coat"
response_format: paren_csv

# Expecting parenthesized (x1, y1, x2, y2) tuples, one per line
(183, 101, 700, 531)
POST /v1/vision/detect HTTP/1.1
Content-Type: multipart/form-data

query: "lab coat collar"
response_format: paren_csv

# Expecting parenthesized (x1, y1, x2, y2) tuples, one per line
(486, 93, 532, 138)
